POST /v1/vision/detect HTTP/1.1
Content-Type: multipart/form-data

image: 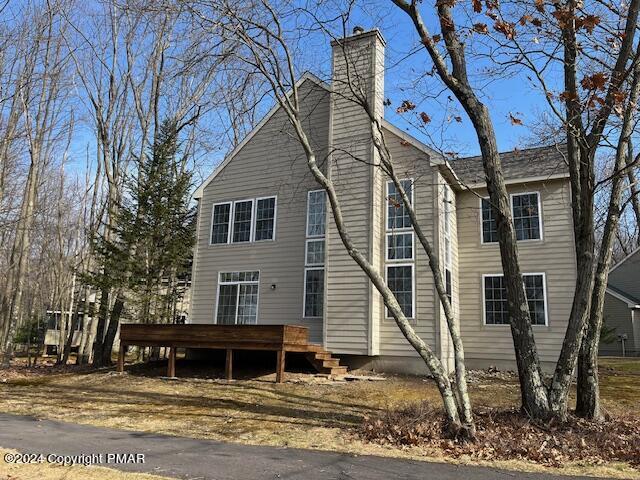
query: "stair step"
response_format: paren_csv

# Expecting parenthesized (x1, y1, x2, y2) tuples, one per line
(328, 367, 347, 375)
(304, 345, 326, 353)
(321, 358, 340, 368)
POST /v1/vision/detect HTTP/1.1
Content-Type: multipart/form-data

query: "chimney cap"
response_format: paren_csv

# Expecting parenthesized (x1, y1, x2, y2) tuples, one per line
(353, 26, 365, 35)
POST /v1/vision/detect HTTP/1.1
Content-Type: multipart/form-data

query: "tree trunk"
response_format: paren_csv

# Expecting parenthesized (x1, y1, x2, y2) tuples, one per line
(101, 294, 124, 366)
(92, 287, 109, 367)
(575, 57, 640, 419)
(2, 155, 39, 366)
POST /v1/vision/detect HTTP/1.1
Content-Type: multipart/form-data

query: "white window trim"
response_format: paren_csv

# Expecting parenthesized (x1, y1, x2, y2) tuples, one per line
(384, 263, 416, 320)
(254, 195, 278, 242)
(209, 201, 232, 245)
(302, 266, 324, 319)
(385, 178, 415, 233)
(214, 271, 261, 325)
(510, 191, 544, 242)
(305, 238, 325, 266)
(385, 231, 415, 262)
(305, 189, 326, 238)
(481, 272, 548, 327)
(479, 192, 544, 244)
(231, 198, 254, 244)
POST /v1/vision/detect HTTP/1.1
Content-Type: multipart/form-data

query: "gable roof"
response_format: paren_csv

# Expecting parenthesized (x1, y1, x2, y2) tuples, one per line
(193, 72, 330, 200)
(606, 285, 640, 308)
(449, 144, 569, 187)
(609, 245, 640, 274)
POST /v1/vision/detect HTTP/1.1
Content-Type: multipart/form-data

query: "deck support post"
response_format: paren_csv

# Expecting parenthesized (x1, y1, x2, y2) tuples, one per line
(225, 349, 233, 380)
(117, 345, 125, 373)
(168, 347, 176, 378)
(276, 349, 286, 384)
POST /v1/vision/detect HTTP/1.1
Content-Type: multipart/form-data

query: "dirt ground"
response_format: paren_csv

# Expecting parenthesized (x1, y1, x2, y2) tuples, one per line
(0, 354, 638, 479)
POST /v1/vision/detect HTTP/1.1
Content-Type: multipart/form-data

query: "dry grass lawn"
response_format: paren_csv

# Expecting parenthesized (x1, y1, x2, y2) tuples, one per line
(0, 356, 638, 479)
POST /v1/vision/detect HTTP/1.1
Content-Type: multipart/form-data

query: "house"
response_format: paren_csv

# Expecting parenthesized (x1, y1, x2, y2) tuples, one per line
(601, 247, 640, 357)
(190, 28, 576, 374)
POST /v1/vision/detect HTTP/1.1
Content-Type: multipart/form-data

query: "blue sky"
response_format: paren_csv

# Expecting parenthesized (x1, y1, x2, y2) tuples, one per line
(61, 2, 555, 183)
(280, 1, 551, 159)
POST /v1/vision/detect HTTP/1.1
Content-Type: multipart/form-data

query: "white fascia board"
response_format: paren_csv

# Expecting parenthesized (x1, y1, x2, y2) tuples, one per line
(380, 120, 444, 164)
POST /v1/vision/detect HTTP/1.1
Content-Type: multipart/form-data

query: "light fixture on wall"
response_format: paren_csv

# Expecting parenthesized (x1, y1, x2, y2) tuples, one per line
(271, 284, 277, 290)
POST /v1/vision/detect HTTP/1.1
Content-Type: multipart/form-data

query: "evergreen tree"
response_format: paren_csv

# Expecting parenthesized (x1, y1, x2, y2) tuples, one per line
(87, 118, 196, 364)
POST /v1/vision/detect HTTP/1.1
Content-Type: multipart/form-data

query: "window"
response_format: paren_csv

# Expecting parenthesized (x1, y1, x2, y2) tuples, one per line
(512, 193, 541, 241)
(443, 185, 453, 307)
(481, 198, 498, 244)
(524, 274, 547, 325)
(306, 239, 325, 266)
(306, 190, 326, 237)
(445, 269, 452, 304)
(483, 275, 507, 325)
(387, 179, 413, 230)
(481, 192, 542, 243)
(386, 232, 413, 260)
(215, 271, 260, 324)
(211, 196, 278, 245)
(304, 190, 326, 318)
(483, 273, 547, 326)
(304, 268, 324, 317)
(210, 203, 231, 244)
(385, 179, 415, 319)
(387, 264, 414, 318)
(255, 197, 276, 241)
(232, 200, 253, 243)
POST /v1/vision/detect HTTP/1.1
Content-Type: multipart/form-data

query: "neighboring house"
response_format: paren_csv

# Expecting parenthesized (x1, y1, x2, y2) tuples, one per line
(601, 247, 640, 356)
(190, 28, 577, 374)
(43, 309, 86, 356)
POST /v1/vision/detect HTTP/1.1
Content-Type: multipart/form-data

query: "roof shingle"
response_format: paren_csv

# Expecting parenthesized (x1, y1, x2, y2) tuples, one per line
(450, 144, 569, 185)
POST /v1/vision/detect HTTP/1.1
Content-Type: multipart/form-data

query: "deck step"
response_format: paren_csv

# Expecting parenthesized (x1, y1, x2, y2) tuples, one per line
(304, 350, 347, 376)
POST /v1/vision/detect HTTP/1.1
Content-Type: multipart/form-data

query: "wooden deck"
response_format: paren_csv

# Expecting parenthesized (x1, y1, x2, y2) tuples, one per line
(118, 324, 346, 383)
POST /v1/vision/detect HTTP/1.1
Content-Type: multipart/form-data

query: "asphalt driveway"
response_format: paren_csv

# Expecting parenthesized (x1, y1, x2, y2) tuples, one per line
(0, 413, 603, 479)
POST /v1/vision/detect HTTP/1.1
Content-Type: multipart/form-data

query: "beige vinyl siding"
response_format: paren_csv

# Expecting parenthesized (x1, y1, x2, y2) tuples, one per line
(456, 178, 576, 366)
(601, 293, 638, 356)
(609, 249, 640, 301)
(190, 80, 330, 343)
(376, 128, 438, 357)
(325, 33, 385, 354)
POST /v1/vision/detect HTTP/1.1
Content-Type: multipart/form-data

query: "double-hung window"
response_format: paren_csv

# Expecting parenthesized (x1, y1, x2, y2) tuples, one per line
(443, 185, 453, 305)
(304, 190, 326, 318)
(232, 199, 253, 243)
(483, 273, 547, 326)
(255, 197, 276, 241)
(385, 179, 415, 319)
(216, 271, 260, 325)
(511, 193, 542, 241)
(210, 196, 277, 244)
(481, 192, 542, 243)
(211, 203, 231, 244)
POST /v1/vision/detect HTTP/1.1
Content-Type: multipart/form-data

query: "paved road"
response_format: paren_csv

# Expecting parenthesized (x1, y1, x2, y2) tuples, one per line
(0, 413, 602, 479)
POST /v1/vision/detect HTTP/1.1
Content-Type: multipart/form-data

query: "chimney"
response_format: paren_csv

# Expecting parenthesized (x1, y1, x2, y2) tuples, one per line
(330, 28, 386, 127)
(325, 28, 386, 357)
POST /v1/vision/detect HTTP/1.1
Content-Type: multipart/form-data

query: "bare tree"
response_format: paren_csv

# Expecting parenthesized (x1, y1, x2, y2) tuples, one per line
(1, 0, 73, 365)
(390, 0, 640, 421)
